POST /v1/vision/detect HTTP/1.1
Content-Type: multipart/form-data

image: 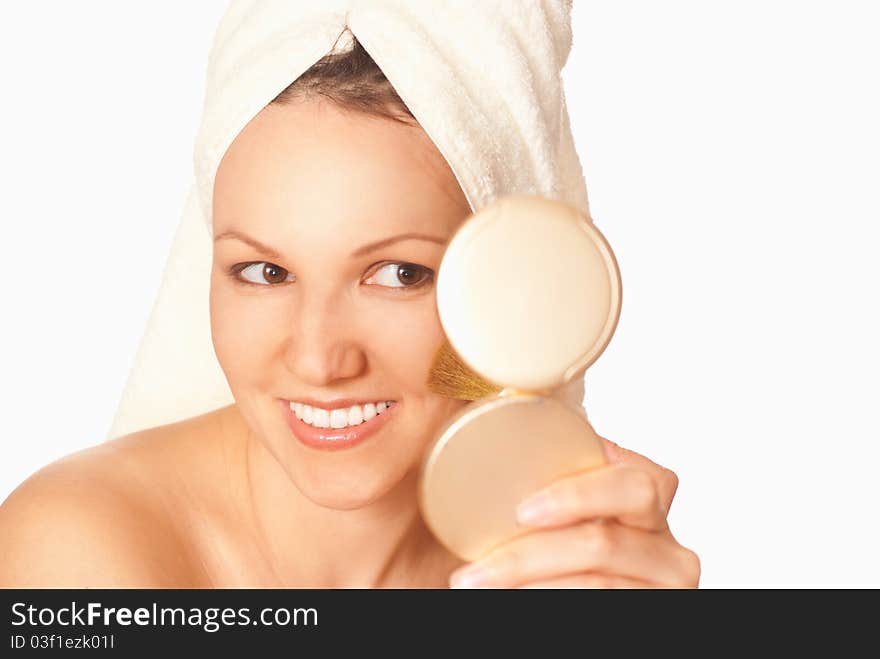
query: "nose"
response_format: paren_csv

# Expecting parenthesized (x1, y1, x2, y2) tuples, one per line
(282, 290, 367, 387)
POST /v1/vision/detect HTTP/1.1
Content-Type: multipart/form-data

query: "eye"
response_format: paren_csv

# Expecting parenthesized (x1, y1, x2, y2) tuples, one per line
(364, 262, 433, 290)
(231, 262, 295, 286)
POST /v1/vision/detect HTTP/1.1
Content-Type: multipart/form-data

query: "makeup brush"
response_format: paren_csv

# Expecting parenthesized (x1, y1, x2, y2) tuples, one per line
(426, 339, 504, 400)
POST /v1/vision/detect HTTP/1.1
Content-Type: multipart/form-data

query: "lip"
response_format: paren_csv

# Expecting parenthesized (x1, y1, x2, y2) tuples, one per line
(279, 398, 399, 452)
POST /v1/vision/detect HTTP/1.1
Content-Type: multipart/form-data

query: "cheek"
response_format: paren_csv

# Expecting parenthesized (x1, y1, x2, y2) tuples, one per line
(370, 301, 445, 392)
(209, 274, 287, 379)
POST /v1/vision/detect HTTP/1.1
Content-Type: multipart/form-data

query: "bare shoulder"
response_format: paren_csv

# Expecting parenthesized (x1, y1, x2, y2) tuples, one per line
(0, 409, 230, 588)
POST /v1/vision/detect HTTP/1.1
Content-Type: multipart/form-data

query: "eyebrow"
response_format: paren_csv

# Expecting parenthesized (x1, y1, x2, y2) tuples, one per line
(214, 230, 284, 259)
(213, 229, 447, 258)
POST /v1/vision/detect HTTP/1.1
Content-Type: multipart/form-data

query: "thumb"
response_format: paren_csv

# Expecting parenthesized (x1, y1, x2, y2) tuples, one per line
(597, 434, 679, 515)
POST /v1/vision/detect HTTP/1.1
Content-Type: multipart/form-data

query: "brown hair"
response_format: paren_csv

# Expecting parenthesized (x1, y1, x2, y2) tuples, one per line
(270, 29, 416, 126)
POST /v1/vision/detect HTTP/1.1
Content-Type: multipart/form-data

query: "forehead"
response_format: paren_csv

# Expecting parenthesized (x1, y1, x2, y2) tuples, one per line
(212, 98, 469, 238)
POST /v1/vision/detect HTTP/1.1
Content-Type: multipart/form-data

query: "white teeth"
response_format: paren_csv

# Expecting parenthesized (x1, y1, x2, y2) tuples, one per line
(312, 408, 330, 428)
(330, 409, 348, 429)
(348, 405, 364, 425)
(290, 400, 395, 429)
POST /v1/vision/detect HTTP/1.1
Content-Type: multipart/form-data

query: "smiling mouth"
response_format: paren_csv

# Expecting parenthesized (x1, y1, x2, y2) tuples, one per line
(280, 398, 400, 451)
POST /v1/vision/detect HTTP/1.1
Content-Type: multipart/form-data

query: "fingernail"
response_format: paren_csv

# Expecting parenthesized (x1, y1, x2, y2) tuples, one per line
(449, 565, 491, 588)
(516, 492, 555, 525)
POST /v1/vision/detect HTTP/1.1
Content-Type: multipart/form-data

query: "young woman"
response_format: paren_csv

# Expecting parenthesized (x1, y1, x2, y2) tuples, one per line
(0, 17, 699, 589)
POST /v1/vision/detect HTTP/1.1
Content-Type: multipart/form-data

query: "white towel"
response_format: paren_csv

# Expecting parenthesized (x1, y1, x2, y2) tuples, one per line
(107, 0, 592, 441)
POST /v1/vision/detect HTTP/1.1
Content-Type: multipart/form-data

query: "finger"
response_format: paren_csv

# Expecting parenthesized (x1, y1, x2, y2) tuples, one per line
(516, 464, 668, 531)
(519, 573, 656, 589)
(598, 436, 679, 514)
(449, 520, 694, 589)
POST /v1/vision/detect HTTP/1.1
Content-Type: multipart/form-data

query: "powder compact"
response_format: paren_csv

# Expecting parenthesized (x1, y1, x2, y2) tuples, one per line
(419, 194, 622, 561)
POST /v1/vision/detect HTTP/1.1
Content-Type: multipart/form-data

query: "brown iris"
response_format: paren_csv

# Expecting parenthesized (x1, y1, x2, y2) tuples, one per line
(262, 263, 289, 284)
(396, 263, 425, 286)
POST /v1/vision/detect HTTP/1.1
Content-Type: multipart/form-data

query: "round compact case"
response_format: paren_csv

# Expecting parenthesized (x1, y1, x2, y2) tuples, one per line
(418, 194, 623, 561)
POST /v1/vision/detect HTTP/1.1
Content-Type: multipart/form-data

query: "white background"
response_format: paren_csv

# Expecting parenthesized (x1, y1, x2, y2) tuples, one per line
(1, 1, 878, 587)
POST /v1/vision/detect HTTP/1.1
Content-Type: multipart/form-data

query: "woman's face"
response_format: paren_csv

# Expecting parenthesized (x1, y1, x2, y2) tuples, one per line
(210, 98, 471, 510)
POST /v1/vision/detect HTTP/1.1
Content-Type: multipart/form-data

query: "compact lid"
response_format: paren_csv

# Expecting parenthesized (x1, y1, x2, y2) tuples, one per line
(419, 395, 607, 561)
(436, 194, 622, 391)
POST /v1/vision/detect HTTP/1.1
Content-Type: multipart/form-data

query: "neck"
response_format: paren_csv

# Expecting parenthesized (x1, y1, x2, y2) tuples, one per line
(228, 405, 462, 588)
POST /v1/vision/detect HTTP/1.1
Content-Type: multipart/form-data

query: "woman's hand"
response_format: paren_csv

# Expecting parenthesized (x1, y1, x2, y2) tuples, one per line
(448, 436, 700, 588)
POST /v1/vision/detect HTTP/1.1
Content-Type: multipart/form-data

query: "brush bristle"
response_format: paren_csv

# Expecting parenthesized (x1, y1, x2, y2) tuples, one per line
(426, 340, 503, 400)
